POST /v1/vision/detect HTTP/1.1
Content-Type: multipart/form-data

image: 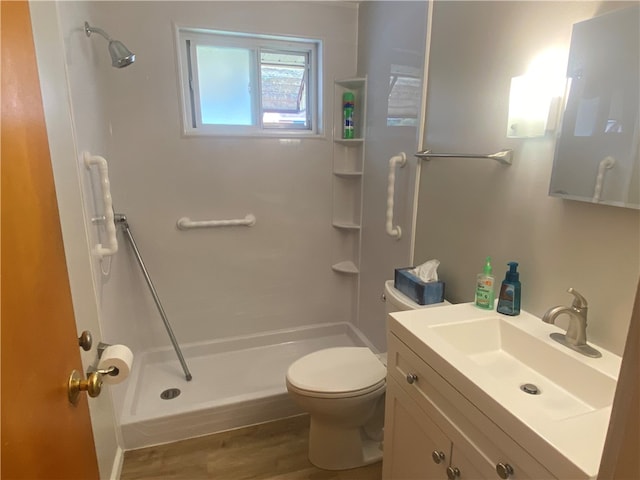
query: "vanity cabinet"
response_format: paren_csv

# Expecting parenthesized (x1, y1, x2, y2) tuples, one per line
(331, 77, 366, 275)
(384, 377, 484, 480)
(383, 333, 554, 480)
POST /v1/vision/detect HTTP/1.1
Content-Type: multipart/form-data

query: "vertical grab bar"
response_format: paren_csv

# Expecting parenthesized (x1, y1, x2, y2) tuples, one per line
(593, 156, 615, 202)
(386, 153, 407, 239)
(115, 214, 193, 382)
(84, 152, 118, 258)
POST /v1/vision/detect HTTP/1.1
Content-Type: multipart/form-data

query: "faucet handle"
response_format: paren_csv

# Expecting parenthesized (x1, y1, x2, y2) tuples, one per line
(567, 288, 588, 309)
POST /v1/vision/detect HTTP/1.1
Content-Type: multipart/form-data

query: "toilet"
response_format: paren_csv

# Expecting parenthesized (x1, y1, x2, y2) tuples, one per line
(285, 280, 449, 470)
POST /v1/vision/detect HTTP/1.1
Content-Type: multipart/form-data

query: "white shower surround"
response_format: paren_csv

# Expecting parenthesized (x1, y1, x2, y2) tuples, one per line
(118, 322, 374, 449)
(74, 0, 364, 350)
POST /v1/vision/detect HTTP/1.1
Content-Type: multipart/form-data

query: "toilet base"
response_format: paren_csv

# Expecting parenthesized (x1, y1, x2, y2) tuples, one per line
(307, 417, 383, 470)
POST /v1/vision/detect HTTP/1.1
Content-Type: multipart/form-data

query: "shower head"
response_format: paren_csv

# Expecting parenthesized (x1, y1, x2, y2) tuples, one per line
(108, 40, 136, 68)
(85, 21, 135, 68)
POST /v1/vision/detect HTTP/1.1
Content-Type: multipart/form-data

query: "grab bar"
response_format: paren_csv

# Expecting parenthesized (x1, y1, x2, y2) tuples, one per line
(386, 153, 407, 239)
(114, 213, 192, 382)
(83, 152, 118, 258)
(177, 214, 256, 230)
(415, 148, 513, 165)
(593, 156, 615, 202)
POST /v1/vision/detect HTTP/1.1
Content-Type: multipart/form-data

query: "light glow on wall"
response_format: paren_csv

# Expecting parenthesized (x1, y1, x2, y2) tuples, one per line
(507, 47, 568, 138)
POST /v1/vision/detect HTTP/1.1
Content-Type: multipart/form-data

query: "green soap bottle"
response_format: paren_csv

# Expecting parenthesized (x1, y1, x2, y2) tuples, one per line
(475, 256, 495, 309)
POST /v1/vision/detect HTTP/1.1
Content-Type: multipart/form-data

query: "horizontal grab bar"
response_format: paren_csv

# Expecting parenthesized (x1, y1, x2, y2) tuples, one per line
(415, 148, 513, 165)
(176, 214, 256, 230)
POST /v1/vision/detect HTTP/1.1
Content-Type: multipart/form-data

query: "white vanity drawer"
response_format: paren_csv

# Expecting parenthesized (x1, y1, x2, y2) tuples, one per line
(388, 333, 555, 480)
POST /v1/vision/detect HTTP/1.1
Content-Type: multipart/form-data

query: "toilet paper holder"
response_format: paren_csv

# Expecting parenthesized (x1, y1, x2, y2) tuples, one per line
(97, 341, 111, 358)
(90, 342, 120, 377)
(68, 343, 129, 405)
(87, 365, 119, 377)
(95, 342, 134, 385)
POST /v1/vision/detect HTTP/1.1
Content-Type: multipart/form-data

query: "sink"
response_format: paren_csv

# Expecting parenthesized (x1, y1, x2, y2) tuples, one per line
(388, 303, 622, 478)
(429, 316, 616, 420)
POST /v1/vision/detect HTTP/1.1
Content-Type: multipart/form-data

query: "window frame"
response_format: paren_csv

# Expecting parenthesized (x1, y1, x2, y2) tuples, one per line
(175, 26, 322, 137)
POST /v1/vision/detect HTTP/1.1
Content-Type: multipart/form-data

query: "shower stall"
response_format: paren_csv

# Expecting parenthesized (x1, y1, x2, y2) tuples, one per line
(41, 0, 388, 452)
(36, 0, 426, 464)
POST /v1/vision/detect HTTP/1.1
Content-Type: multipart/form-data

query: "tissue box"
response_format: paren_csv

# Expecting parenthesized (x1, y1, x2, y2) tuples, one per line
(394, 268, 445, 305)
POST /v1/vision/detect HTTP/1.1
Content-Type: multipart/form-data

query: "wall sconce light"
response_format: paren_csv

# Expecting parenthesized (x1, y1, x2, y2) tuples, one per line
(507, 48, 567, 138)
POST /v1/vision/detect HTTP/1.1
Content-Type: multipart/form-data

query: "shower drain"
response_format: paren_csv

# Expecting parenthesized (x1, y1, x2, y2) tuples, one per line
(160, 388, 181, 400)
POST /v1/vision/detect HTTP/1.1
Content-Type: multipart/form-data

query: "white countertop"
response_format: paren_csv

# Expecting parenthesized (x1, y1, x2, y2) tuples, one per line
(389, 303, 621, 479)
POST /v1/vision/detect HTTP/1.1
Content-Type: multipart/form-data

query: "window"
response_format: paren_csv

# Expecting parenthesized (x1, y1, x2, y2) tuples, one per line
(177, 28, 321, 136)
(387, 64, 422, 127)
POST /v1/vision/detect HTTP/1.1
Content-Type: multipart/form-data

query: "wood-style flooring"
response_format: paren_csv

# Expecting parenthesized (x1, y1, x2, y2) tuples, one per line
(120, 415, 382, 480)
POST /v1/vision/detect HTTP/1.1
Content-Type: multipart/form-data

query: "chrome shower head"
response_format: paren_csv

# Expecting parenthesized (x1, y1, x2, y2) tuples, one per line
(85, 21, 135, 68)
(108, 40, 135, 68)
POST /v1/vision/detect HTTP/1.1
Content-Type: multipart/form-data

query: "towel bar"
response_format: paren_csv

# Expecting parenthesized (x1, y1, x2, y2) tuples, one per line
(415, 149, 513, 165)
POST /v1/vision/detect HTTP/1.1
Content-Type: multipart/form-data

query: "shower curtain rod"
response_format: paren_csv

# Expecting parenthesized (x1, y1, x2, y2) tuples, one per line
(415, 148, 513, 165)
(114, 213, 192, 381)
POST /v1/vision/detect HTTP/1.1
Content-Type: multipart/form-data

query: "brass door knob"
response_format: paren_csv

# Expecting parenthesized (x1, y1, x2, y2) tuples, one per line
(68, 370, 103, 405)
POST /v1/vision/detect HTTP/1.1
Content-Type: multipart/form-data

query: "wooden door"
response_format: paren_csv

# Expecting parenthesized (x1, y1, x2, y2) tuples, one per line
(598, 280, 640, 480)
(1, 1, 100, 479)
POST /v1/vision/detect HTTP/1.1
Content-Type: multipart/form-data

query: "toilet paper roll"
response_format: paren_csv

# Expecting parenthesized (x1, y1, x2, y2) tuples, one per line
(98, 344, 133, 384)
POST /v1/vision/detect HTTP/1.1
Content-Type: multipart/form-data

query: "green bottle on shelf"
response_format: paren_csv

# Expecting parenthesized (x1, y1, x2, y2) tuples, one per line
(342, 91, 355, 139)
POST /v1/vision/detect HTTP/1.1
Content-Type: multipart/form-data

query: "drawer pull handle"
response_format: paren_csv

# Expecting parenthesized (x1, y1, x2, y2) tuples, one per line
(406, 373, 418, 384)
(496, 463, 514, 479)
(431, 450, 446, 464)
(446, 466, 460, 479)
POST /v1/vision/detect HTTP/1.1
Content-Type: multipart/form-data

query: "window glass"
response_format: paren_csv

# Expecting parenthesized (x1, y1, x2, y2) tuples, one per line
(261, 51, 308, 128)
(387, 64, 422, 127)
(196, 45, 253, 125)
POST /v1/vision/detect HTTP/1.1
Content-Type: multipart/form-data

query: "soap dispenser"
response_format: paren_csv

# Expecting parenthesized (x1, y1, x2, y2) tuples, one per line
(475, 256, 495, 310)
(497, 262, 521, 316)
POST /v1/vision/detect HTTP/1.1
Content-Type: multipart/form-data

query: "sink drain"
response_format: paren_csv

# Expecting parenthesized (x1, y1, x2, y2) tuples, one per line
(520, 383, 540, 395)
(160, 388, 181, 400)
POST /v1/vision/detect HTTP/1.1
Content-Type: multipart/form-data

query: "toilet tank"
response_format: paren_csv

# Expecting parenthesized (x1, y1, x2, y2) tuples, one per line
(384, 280, 450, 314)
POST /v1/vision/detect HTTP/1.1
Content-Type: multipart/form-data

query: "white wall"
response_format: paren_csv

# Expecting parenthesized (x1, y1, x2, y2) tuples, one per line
(356, 1, 429, 350)
(415, 1, 640, 356)
(30, 2, 121, 478)
(65, 1, 360, 360)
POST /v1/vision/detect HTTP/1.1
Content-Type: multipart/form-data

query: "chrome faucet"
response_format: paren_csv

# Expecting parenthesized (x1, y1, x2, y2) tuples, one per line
(542, 288, 601, 358)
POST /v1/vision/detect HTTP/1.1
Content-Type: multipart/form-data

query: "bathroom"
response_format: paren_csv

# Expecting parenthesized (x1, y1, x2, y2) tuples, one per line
(23, 0, 640, 478)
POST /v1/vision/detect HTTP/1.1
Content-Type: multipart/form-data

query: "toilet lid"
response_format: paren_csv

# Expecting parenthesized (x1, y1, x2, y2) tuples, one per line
(286, 347, 386, 395)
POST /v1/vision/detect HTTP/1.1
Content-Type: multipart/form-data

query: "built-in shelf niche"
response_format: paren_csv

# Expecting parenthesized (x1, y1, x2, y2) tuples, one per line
(331, 260, 359, 274)
(331, 77, 366, 276)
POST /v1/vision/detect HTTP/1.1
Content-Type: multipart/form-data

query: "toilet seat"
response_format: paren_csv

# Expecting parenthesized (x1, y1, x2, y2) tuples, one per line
(286, 347, 386, 399)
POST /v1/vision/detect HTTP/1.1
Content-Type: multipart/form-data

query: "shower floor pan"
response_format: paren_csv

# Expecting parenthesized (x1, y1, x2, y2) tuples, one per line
(119, 322, 373, 449)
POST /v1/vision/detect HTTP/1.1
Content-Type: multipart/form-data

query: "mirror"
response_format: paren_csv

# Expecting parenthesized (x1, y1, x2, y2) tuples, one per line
(549, 5, 639, 209)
